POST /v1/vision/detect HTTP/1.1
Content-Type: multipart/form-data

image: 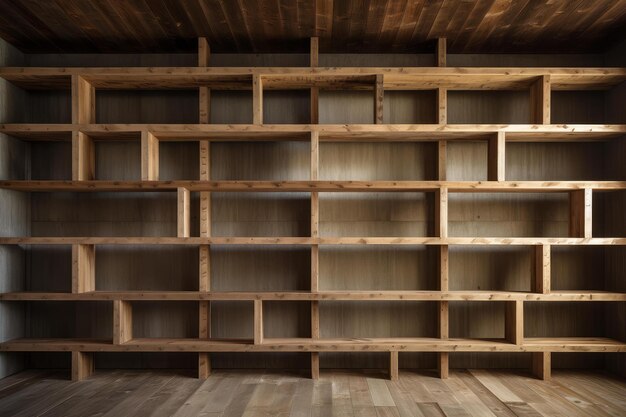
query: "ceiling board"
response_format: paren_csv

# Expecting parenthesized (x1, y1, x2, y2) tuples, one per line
(0, 0, 625, 53)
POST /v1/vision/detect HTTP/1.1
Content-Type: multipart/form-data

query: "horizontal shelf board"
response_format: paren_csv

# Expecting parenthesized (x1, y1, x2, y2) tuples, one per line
(2, 337, 624, 352)
(1, 180, 625, 193)
(2, 291, 625, 302)
(1, 67, 625, 90)
(1, 237, 625, 246)
(1, 124, 625, 141)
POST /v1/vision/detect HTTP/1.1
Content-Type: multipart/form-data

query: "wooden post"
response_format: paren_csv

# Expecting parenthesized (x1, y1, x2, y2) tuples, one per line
(198, 38, 213, 378)
(532, 352, 551, 380)
(310, 37, 319, 124)
(310, 129, 320, 379)
(534, 245, 551, 294)
(438, 245, 449, 379)
(254, 300, 263, 345)
(311, 351, 320, 380)
(435, 187, 448, 238)
(72, 75, 95, 124)
(530, 75, 551, 125)
(437, 88, 447, 124)
(113, 300, 132, 345)
(570, 188, 592, 238)
(505, 300, 523, 345)
(390, 351, 399, 381)
(141, 131, 159, 181)
(72, 132, 94, 181)
(72, 244, 95, 293)
(436, 38, 446, 67)
(488, 131, 506, 181)
(253, 74, 263, 124)
(177, 187, 190, 238)
(71, 351, 94, 382)
(374, 74, 384, 124)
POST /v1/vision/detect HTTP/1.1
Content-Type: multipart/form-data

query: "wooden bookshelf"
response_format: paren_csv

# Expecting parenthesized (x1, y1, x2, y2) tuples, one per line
(1, 38, 625, 382)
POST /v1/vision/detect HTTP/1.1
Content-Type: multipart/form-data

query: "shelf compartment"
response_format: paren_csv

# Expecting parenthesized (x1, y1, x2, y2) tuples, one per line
(211, 192, 310, 237)
(449, 246, 534, 292)
(28, 192, 187, 237)
(551, 246, 626, 292)
(95, 90, 199, 124)
(131, 301, 198, 339)
(211, 141, 310, 181)
(23, 301, 112, 340)
(318, 301, 438, 339)
(211, 246, 310, 292)
(319, 142, 437, 181)
(319, 192, 433, 237)
(448, 192, 570, 238)
(448, 91, 530, 124)
(319, 245, 438, 291)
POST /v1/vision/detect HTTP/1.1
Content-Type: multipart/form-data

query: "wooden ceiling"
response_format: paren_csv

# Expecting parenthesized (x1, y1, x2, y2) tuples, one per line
(1, 0, 626, 54)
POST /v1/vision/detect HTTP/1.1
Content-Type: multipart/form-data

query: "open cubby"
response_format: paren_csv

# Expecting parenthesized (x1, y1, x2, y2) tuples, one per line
(96, 90, 199, 124)
(26, 301, 112, 339)
(319, 192, 432, 237)
(319, 142, 437, 181)
(319, 301, 438, 338)
(446, 140, 488, 181)
(448, 192, 570, 238)
(211, 141, 310, 180)
(211, 192, 310, 237)
(448, 90, 530, 124)
(319, 245, 438, 290)
(551, 246, 626, 292)
(449, 301, 509, 340)
(525, 302, 618, 338)
(449, 246, 533, 292)
(132, 301, 198, 338)
(211, 246, 310, 292)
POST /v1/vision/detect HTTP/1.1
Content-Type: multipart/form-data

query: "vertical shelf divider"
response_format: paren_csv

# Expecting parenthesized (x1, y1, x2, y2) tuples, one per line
(141, 131, 159, 181)
(374, 74, 384, 124)
(310, 37, 319, 124)
(177, 187, 190, 238)
(254, 300, 264, 345)
(253, 74, 263, 124)
(437, 183, 449, 378)
(198, 37, 212, 379)
(390, 351, 399, 381)
(488, 131, 506, 181)
(530, 74, 551, 125)
(569, 188, 593, 238)
(532, 352, 551, 380)
(310, 128, 320, 379)
(113, 300, 132, 345)
(505, 300, 524, 345)
(72, 244, 95, 293)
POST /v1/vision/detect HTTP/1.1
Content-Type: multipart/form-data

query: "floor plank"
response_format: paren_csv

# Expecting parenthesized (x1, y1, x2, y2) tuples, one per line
(0, 369, 623, 417)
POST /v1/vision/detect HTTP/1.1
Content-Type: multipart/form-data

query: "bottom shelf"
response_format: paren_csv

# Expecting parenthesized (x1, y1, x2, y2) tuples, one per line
(2, 337, 625, 352)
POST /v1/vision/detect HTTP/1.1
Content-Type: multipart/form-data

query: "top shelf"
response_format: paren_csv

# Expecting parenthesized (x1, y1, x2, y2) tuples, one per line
(2, 67, 626, 90)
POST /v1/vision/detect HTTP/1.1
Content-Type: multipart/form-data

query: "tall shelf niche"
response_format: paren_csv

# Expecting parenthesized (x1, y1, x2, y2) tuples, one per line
(0, 38, 625, 382)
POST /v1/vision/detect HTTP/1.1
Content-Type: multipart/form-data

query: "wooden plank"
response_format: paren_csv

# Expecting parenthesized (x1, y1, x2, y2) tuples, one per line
(533, 245, 550, 294)
(310, 37, 319, 67)
(71, 351, 94, 382)
(389, 351, 399, 381)
(3, 290, 626, 302)
(140, 131, 159, 181)
(2, 337, 626, 353)
(374, 74, 384, 124)
(177, 187, 190, 238)
(311, 131, 319, 181)
(2, 236, 626, 246)
(438, 353, 449, 379)
(199, 245, 210, 292)
(569, 188, 593, 238)
(438, 140, 447, 180)
(310, 38, 319, 123)
(440, 245, 449, 292)
(437, 88, 447, 124)
(488, 131, 506, 181)
(113, 300, 132, 345)
(436, 38, 447, 67)
(253, 74, 263, 124)
(72, 244, 95, 293)
(530, 75, 551, 124)
(311, 299, 320, 337)
(71, 132, 94, 181)
(435, 187, 448, 238)
(3, 179, 626, 193)
(505, 301, 523, 345)
(71, 75, 95, 124)
(253, 300, 263, 345)
(198, 37, 210, 67)
(531, 352, 551, 380)
(311, 352, 320, 380)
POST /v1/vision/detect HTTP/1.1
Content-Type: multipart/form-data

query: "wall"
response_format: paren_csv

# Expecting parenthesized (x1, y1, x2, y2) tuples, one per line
(0, 38, 29, 378)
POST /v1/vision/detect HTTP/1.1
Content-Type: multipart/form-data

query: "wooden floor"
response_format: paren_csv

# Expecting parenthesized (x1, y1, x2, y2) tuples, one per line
(0, 369, 625, 417)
